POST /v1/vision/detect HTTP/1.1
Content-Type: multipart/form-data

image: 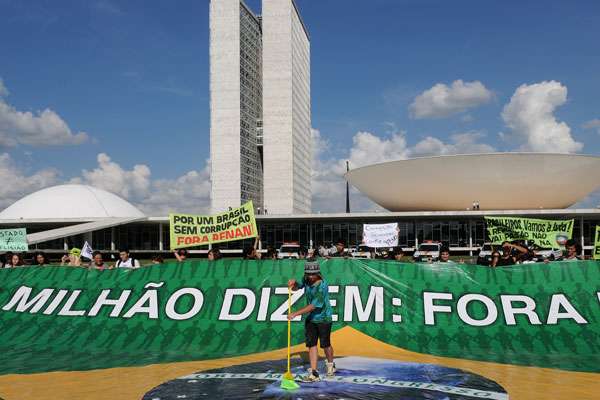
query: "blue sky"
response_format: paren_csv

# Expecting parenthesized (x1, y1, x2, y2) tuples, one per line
(1, 0, 599, 213)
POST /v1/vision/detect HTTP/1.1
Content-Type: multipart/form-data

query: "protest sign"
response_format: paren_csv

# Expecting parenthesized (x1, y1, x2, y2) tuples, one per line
(0, 228, 28, 252)
(169, 201, 257, 249)
(485, 217, 573, 248)
(594, 226, 600, 260)
(363, 223, 398, 248)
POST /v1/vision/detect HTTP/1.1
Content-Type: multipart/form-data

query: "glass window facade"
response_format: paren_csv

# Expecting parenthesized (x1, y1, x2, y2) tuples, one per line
(6, 215, 599, 254)
(115, 224, 159, 251)
(239, 4, 263, 208)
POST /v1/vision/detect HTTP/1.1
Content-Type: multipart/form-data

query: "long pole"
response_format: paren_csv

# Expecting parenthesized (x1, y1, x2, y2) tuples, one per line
(346, 160, 350, 213)
(287, 287, 292, 375)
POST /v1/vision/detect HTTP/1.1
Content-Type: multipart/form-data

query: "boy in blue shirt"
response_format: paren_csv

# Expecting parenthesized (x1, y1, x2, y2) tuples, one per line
(288, 260, 335, 382)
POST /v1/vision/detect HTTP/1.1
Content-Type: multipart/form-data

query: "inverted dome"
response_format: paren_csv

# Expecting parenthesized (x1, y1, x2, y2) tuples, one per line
(0, 184, 145, 220)
(345, 153, 600, 211)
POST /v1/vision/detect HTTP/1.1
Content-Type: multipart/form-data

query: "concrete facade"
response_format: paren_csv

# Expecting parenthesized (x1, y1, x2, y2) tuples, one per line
(262, 0, 311, 214)
(210, 0, 263, 214)
(346, 153, 600, 211)
(210, 0, 311, 215)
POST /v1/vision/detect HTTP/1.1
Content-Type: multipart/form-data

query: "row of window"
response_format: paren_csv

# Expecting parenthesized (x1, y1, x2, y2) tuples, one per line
(20, 218, 600, 252)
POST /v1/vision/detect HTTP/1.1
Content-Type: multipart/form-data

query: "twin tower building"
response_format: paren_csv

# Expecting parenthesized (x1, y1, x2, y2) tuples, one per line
(210, 0, 311, 215)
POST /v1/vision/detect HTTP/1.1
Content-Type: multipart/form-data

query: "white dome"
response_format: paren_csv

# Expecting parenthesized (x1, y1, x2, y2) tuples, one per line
(0, 184, 145, 220)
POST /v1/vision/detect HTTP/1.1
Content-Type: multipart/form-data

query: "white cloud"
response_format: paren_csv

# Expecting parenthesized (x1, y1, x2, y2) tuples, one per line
(347, 131, 410, 168)
(410, 132, 495, 157)
(73, 153, 151, 200)
(0, 80, 89, 147)
(72, 153, 211, 215)
(582, 119, 600, 135)
(410, 80, 493, 119)
(0, 153, 60, 210)
(0, 78, 9, 97)
(137, 162, 211, 216)
(501, 81, 583, 153)
(310, 129, 382, 213)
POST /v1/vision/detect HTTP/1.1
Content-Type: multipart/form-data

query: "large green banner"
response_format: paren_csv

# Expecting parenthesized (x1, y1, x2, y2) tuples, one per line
(0, 259, 599, 376)
(485, 216, 574, 248)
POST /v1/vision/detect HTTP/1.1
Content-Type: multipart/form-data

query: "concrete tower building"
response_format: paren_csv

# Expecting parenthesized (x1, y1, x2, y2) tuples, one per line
(262, 0, 311, 214)
(210, 0, 264, 214)
(209, 0, 311, 215)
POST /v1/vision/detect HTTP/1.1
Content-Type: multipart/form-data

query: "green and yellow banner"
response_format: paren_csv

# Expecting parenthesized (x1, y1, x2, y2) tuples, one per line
(169, 201, 257, 249)
(0, 259, 598, 376)
(485, 216, 574, 248)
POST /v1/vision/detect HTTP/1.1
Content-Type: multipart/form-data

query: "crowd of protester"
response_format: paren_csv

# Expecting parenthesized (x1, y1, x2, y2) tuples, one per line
(0, 237, 588, 269)
(0, 247, 222, 269)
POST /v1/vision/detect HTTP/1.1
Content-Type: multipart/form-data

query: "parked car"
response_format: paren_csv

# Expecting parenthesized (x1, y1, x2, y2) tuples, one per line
(530, 244, 562, 261)
(277, 243, 301, 259)
(413, 242, 442, 262)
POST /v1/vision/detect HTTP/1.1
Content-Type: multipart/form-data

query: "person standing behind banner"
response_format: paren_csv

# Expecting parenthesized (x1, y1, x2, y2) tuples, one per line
(288, 260, 336, 382)
(151, 254, 164, 264)
(438, 247, 465, 264)
(90, 251, 111, 270)
(61, 248, 82, 267)
(33, 251, 49, 266)
(489, 251, 502, 267)
(496, 241, 527, 266)
(244, 236, 262, 260)
(547, 239, 582, 263)
(4, 253, 24, 268)
(207, 248, 222, 261)
(115, 248, 140, 269)
(327, 239, 348, 258)
(563, 239, 583, 261)
(174, 248, 188, 262)
(2, 252, 14, 268)
(388, 247, 407, 262)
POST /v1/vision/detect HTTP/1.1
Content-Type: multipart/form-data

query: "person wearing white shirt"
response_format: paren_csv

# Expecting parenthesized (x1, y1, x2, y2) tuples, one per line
(115, 249, 140, 268)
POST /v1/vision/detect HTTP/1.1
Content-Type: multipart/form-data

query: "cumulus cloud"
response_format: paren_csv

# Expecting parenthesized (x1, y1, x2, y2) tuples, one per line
(72, 153, 151, 200)
(137, 162, 211, 216)
(347, 131, 410, 168)
(582, 119, 600, 135)
(0, 78, 9, 97)
(410, 80, 493, 119)
(72, 153, 211, 215)
(310, 129, 381, 213)
(0, 151, 211, 216)
(310, 128, 495, 212)
(410, 132, 495, 157)
(501, 81, 583, 153)
(0, 79, 89, 147)
(0, 153, 60, 210)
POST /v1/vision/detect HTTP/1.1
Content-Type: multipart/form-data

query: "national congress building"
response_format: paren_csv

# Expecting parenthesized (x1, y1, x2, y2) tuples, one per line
(209, 0, 311, 215)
